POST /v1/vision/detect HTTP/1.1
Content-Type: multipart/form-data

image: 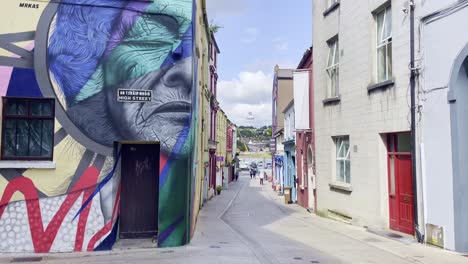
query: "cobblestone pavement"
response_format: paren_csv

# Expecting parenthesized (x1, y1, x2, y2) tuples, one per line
(1, 172, 467, 264)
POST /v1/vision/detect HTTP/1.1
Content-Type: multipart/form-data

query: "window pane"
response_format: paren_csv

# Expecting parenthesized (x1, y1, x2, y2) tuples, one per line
(327, 43, 335, 67)
(31, 101, 53, 117)
(337, 160, 344, 182)
(3, 120, 16, 157)
(383, 7, 392, 40)
(31, 101, 42, 116)
(331, 69, 336, 97)
(377, 46, 386, 82)
(397, 133, 411, 152)
(345, 160, 351, 183)
(41, 120, 53, 157)
(334, 67, 339, 96)
(344, 140, 350, 159)
(29, 120, 42, 156)
(336, 138, 343, 157)
(16, 119, 29, 156)
(387, 42, 392, 79)
(6, 100, 27, 116)
(334, 41, 339, 65)
(377, 11, 384, 44)
(388, 134, 395, 152)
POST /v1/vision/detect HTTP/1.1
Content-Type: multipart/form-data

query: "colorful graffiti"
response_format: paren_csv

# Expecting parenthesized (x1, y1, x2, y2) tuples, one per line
(0, 0, 195, 252)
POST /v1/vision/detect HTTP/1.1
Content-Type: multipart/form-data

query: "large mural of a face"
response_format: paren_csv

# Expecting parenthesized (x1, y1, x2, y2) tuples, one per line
(48, 0, 193, 156)
(0, 0, 195, 253)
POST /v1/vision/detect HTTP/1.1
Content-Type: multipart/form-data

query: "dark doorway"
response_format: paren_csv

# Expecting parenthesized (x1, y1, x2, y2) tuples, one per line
(119, 142, 160, 239)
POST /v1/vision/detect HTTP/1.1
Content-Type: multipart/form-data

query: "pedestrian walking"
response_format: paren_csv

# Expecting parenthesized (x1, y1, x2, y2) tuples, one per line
(259, 173, 264, 185)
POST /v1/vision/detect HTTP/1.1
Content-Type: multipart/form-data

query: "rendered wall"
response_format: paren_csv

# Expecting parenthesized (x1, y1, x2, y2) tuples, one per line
(420, 1, 468, 251)
(0, 0, 195, 252)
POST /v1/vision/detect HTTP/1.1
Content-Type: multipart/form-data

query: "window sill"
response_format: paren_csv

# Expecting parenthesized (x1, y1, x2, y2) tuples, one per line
(329, 182, 353, 193)
(367, 79, 395, 93)
(322, 96, 341, 105)
(323, 1, 340, 16)
(0, 160, 56, 169)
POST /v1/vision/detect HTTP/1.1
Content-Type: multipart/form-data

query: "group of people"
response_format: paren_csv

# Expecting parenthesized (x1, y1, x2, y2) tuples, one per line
(250, 167, 267, 185)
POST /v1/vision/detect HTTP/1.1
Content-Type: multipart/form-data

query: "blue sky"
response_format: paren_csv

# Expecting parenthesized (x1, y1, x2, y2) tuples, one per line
(206, 0, 312, 127)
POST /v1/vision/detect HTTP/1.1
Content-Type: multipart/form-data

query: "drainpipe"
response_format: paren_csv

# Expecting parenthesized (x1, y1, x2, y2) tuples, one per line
(409, 0, 422, 243)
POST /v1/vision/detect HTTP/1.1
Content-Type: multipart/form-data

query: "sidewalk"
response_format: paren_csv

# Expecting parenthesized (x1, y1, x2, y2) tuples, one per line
(0, 179, 260, 264)
(259, 181, 468, 264)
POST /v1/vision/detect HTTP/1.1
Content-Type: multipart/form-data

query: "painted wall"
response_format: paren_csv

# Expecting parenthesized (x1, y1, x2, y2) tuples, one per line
(419, 1, 468, 252)
(295, 48, 313, 209)
(192, 0, 211, 236)
(216, 110, 227, 187)
(0, 0, 195, 252)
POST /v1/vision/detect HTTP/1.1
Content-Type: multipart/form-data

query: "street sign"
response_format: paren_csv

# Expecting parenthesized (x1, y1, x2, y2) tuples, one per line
(117, 89, 152, 102)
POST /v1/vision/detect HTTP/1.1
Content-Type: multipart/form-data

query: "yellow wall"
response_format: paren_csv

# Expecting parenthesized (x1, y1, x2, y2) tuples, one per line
(192, 0, 210, 234)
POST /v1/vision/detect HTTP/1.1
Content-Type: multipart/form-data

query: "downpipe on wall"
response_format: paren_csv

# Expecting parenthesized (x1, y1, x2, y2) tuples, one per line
(410, 0, 423, 244)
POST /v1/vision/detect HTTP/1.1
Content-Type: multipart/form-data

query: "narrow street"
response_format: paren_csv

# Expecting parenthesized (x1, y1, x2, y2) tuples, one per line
(2, 171, 466, 264)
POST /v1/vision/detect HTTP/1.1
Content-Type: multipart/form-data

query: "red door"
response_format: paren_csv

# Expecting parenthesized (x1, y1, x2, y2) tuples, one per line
(387, 133, 414, 235)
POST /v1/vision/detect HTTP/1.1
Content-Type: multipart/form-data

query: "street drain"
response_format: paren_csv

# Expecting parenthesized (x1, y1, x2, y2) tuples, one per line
(161, 250, 174, 254)
(219, 242, 229, 244)
(293, 257, 303, 260)
(11, 257, 43, 263)
(310, 261, 320, 263)
(210, 245, 221, 248)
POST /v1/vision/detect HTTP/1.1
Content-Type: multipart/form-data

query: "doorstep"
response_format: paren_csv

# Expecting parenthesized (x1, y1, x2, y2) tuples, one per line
(112, 238, 158, 251)
(365, 227, 416, 245)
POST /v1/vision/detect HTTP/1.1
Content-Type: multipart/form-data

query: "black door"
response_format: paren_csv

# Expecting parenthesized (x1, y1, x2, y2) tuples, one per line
(120, 143, 160, 239)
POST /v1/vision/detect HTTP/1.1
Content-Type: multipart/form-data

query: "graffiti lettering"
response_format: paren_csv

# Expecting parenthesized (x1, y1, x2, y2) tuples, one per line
(19, 3, 39, 9)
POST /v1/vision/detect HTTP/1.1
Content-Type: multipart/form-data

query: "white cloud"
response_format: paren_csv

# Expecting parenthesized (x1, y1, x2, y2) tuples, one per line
(217, 71, 273, 127)
(206, 0, 248, 17)
(240, 28, 259, 44)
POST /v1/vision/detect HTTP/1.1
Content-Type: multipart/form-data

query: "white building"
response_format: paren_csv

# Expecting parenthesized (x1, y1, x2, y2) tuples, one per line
(418, 0, 468, 253)
(313, 0, 418, 235)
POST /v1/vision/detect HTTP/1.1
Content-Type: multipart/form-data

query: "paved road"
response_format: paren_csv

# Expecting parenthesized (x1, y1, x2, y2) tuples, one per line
(220, 173, 339, 264)
(1, 171, 466, 264)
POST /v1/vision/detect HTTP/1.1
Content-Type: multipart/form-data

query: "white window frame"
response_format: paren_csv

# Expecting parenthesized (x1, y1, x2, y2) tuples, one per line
(334, 136, 350, 184)
(375, 5, 392, 82)
(326, 38, 339, 98)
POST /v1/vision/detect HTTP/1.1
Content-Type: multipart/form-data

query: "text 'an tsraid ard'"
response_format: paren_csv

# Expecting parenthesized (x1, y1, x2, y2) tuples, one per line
(117, 89, 152, 103)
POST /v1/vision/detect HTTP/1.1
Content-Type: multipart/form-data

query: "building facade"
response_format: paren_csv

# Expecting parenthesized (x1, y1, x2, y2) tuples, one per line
(283, 100, 296, 202)
(294, 47, 314, 210)
(193, 0, 211, 224)
(0, 0, 199, 252)
(313, 0, 416, 235)
(417, 0, 468, 253)
(216, 109, 227, 189)
(271, 66, 294, 185)
(207, 31, 220, 200)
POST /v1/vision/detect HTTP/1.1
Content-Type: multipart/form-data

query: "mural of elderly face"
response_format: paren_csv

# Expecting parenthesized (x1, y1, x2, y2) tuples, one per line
(51, 0, 193, 156)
